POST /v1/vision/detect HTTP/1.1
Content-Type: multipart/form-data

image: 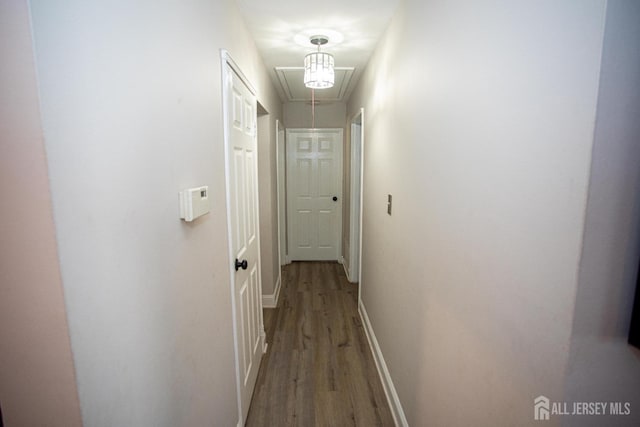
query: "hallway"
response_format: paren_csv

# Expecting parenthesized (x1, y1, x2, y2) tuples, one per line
(4, 1, 640, 426)
(245, 262, 394, 426)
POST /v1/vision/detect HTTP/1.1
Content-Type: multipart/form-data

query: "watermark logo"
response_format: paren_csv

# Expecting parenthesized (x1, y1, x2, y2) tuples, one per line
(533, 395, 631, 421)
(534, 395, 550, 421)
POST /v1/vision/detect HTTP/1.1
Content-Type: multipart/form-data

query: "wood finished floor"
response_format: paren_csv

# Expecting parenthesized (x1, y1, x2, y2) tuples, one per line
(245, 261, 395, 427)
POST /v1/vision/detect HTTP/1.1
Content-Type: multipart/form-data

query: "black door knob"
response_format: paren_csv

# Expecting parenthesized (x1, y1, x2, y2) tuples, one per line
(235, 258, 248, 271)
(332, 196, 338, 201)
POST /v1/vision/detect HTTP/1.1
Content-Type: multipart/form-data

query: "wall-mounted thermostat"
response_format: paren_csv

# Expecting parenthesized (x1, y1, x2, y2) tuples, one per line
(180, 186, 210, 222)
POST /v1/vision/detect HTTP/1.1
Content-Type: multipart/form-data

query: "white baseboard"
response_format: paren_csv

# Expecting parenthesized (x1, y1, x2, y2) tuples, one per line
(359, 301, 408, 427)
(341, 256, 358, 283)
(341, 257, 352, 282)
(260, 327, 268, 353)
(262, 275, 281, 308)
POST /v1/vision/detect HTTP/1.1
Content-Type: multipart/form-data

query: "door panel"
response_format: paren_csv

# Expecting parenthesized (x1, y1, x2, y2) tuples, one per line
(297, 210, 312, 248)
(232, 149, 246, 252)
(297, 159, 312, 196)
(297, 136, 312, 152)
(250, 265, 259, 353)
(247, 150, 257, 242)
(318, 159, 334, 195)
(318, 136, 333, 152)
(286, 129, 343, 261)
(318, 210, 333, 248)
(239, 278, 250, 377)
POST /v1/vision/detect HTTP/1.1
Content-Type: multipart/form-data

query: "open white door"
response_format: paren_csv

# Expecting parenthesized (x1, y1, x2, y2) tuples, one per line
(286, 128, 343, 261)
(221, 52, 265, 426)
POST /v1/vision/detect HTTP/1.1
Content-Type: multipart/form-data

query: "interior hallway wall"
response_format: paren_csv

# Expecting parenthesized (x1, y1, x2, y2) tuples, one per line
(0, 1, 82, 425)
(564, 1, 640, 426)
(257, 111, 282, 297)
(27, 0, 281, 425)
(283, 101, 346, 129)
(283, 100, 347, 264)
(347, 0, 608, 425)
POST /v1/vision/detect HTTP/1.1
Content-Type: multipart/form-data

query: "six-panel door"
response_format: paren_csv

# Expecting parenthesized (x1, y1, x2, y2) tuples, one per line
(225, 64, 263, 424)
(286, 129, 343, 261)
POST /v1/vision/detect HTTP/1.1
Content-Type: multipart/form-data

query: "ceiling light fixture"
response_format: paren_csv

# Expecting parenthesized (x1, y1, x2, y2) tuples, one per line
(304, 35, 335, 89)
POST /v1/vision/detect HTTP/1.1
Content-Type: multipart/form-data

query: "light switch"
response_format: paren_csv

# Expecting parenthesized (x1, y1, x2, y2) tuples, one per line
(180, 186, 210, 222)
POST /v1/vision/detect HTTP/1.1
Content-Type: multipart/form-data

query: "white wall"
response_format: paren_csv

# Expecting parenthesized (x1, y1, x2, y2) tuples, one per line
(0, 1, 82, 425)
(28, 0, 280, 425)
(283, 101, 346, 129)
(564, 1, 640, 426)
(347, 0, 607, 425)
(257, 111, 282, 296)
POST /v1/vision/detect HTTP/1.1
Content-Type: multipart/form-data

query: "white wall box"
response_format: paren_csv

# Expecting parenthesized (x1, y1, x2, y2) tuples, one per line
(180, 186, 210, 222)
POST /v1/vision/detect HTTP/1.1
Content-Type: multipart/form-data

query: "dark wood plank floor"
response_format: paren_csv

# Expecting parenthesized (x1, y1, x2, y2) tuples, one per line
(245, 262, 395, 427)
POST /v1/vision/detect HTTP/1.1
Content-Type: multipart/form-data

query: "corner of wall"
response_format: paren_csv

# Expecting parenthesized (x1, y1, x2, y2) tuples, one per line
(0, 1, 82, 425)
(564, 2, 640, 423)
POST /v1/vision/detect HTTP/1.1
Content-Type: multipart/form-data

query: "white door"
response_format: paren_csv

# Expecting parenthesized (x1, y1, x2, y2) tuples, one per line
(222, 57, 265, 425)
(286, 128, 343, 261)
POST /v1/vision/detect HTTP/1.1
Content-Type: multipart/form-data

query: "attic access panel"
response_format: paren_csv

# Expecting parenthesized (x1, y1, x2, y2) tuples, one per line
(275, 67, 355, 102)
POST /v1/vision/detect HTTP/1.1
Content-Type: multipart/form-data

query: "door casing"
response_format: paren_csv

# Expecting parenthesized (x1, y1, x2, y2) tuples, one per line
(349, 109, 364, 285)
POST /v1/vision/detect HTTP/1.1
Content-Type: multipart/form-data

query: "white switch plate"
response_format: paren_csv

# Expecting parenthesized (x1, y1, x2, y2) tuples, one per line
(180, 186, 210, 222)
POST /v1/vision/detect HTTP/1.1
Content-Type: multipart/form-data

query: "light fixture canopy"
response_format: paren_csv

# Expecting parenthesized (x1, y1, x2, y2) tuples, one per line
(304, 36, 335, 89)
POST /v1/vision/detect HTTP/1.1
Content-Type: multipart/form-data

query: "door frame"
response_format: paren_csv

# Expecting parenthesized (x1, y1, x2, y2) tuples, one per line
(286, 128, 344, 262)
(220, 50, 266, 427)
(349, 109, 364, 286)
(276, 120, 288, 265)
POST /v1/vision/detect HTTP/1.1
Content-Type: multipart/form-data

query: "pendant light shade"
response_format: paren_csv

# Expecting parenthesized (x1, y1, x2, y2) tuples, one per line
(304, 36, 335, 89)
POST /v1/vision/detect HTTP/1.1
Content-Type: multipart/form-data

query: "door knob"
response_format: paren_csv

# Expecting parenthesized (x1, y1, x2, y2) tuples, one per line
(235, 258, 248, 271)
(332, 196, 338, 201)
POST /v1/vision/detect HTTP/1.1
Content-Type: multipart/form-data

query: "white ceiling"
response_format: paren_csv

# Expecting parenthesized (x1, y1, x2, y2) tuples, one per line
(236, 0, 400, 103)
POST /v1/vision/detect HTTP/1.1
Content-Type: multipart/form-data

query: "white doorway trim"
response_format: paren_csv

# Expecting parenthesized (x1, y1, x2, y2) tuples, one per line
(349, 109, 364, 284)
(261, 120, 284, 309)
(276, 121, 288, 265)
